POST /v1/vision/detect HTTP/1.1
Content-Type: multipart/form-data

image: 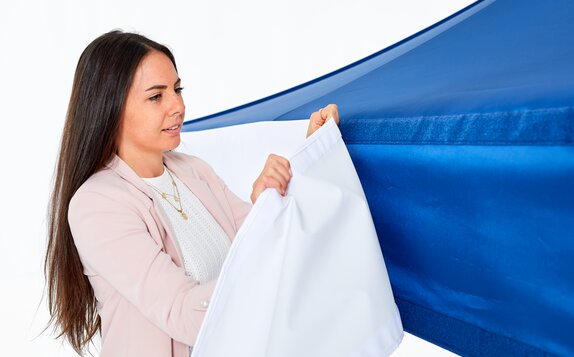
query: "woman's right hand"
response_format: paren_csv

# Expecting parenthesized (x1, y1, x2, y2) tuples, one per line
(250, 154, 292, 204)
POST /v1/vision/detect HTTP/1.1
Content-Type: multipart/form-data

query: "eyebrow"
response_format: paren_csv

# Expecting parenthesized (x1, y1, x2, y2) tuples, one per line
(145, 78, 181, 92)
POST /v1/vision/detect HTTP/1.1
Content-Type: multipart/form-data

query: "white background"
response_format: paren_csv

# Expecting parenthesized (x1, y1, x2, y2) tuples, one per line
(0, 1, 472, 355)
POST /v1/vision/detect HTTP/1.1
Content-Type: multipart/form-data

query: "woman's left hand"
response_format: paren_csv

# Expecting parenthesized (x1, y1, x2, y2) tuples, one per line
(306, 104, 340, 138)
(250, 154, 292, 204)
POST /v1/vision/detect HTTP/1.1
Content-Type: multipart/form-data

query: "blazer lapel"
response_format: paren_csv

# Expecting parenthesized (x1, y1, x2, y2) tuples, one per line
(162, 152, 236, 240)
(105, 155, 154, 198)
(105, 154, 185, 267)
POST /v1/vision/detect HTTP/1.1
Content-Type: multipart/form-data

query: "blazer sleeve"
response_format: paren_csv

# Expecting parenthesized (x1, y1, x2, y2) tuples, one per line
(68, 189, 212, 346)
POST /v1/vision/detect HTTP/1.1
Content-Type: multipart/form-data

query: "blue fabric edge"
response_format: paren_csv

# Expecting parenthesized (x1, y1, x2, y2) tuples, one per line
(396, 298, 554, 357)
(340, 107, 574, 145)
(182, 0, 486, 127)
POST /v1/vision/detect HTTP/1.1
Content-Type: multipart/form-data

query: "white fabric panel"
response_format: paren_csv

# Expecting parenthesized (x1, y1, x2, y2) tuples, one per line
(178, 119, 309, 202)
(182, 120, 403, 357)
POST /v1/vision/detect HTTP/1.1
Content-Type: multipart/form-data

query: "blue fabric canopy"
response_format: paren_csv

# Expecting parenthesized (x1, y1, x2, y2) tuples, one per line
(183, 1, 574, 356)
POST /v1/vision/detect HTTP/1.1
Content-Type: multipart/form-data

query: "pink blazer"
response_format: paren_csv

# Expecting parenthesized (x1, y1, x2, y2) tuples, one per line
(68, 151, 252, 357)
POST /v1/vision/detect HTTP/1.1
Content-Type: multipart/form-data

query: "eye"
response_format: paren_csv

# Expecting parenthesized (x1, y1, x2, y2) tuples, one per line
(149, 93, 162, 102)
(175, 87, 184, 95)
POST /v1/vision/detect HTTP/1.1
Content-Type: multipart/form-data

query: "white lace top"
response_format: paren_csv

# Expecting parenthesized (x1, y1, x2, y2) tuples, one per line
(142, 166, 231, 284)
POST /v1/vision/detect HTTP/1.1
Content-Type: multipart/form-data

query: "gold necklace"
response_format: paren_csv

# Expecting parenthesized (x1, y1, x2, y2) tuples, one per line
(147, 167, 188, 220)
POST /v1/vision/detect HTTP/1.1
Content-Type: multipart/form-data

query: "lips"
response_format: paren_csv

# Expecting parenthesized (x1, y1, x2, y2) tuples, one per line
(162, 124, 180, 131)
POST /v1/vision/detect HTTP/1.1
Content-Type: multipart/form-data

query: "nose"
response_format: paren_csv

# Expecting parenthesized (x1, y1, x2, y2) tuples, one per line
(168, 89, 185, 119)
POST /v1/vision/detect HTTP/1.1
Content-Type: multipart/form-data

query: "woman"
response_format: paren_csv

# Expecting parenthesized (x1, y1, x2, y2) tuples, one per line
(45, 30, 339, 357)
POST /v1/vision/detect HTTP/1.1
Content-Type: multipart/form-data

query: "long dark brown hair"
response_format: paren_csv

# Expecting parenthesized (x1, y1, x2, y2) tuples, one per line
(45, 30, 177, 355)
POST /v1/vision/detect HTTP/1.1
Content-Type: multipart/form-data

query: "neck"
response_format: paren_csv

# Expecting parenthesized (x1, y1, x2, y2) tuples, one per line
(117, 149, 165, 178)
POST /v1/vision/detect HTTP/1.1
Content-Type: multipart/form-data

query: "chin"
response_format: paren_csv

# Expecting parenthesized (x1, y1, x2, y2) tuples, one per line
(166, 137, 181, 151)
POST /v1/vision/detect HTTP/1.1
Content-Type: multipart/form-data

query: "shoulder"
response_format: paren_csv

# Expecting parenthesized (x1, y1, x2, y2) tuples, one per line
(69, 167, 147, 220)
(73, 168, 129, 200)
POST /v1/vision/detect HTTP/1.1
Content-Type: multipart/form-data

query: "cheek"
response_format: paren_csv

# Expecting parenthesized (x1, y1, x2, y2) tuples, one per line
(120, 99, 172, 148)
(118, 114, 149, 148)
(125, 109, 160, 135)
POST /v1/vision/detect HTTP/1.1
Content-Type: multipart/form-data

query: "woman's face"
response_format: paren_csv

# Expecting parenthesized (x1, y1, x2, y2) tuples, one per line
(117, 50, 185, 158)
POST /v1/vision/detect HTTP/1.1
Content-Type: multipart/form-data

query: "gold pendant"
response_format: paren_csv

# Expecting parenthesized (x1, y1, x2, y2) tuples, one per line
(181, 211, 188, 220)
(174, 196, 180, 202)
(161, 193, 167, 199)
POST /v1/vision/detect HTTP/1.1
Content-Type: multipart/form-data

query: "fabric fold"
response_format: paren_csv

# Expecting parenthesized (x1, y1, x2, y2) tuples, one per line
(191, 120, 403, 357)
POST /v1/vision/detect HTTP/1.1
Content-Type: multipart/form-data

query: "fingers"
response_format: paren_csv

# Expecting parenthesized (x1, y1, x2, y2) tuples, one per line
(322, 103, 340, 124)
(268, 153, 291, 171)
(307, 104, 340, 138)
(270, 163, 291, 185)
(265, 154, 291, 193)
(263, 175, 287, 195)
(250, 154, 292, 203)
(306, 111, 325, 138)
(312, 110, 326, 126)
